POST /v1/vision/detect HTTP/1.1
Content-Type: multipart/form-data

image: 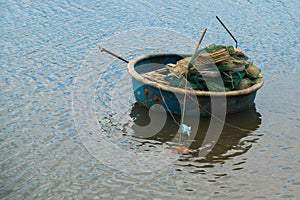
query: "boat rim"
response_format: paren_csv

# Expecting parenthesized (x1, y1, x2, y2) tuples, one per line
(127, 53, 264, 97)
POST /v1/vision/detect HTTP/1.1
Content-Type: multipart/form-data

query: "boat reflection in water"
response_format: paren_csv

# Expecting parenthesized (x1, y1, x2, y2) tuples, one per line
(130, 102, 262, 166)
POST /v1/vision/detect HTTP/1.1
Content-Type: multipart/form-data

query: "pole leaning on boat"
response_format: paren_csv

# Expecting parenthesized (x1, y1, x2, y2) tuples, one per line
(98, 45, 129, 63)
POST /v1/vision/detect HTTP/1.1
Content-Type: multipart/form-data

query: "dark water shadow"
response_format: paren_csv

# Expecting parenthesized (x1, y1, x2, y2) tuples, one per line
(130, 103, 262, 167)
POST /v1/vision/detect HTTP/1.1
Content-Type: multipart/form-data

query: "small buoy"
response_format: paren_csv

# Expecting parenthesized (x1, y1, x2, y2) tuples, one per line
(178, 123, 191, 137)
(174, 147, 193, 154)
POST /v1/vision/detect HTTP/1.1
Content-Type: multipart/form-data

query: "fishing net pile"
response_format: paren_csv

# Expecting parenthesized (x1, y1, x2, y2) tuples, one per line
(165, 44, 261, 91)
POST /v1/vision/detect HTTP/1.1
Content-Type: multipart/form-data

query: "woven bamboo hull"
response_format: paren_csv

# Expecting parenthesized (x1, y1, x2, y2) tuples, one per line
(127, 54, 264, 116)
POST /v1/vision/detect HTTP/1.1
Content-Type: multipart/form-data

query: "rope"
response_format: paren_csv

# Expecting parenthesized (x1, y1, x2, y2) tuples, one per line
(222, 71, 234, 89)
(158, 88, 180, 127)
(158, 75, 189, 145)
(178, 74, 189, 145)
(180, 74, 188, 124)
(154, 86, 262, 144)
(184, 92, 262, 133)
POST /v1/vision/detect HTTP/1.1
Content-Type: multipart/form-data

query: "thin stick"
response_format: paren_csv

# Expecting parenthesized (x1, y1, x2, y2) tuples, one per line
(216, 16, 238, 48)
(98, 45, 129, 63)
(194, 28, 207, 53)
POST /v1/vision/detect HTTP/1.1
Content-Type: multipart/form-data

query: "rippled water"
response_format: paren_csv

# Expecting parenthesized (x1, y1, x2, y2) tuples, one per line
(1, 0, 300, 199)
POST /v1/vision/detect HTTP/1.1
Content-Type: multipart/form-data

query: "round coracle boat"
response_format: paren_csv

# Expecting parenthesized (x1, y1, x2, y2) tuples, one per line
(127, 53, 264, 116)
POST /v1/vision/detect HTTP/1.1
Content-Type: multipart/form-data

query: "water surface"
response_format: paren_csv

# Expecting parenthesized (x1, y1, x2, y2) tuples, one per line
(1, 0, 299, 199)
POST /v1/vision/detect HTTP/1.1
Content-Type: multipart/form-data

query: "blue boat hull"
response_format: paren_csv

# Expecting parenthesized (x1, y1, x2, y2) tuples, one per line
(128, 54, 263, 116)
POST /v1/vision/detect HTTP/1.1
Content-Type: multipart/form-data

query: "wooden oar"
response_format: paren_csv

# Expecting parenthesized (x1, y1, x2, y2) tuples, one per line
(98, 45, 129, 63)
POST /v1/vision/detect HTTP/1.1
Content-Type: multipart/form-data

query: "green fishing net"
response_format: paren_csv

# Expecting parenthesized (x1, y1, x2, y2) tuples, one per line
(165, 44, 261, 91)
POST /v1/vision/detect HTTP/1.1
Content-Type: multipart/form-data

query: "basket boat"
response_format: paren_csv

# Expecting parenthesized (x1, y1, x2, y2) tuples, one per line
(127, 53, 264, 116)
